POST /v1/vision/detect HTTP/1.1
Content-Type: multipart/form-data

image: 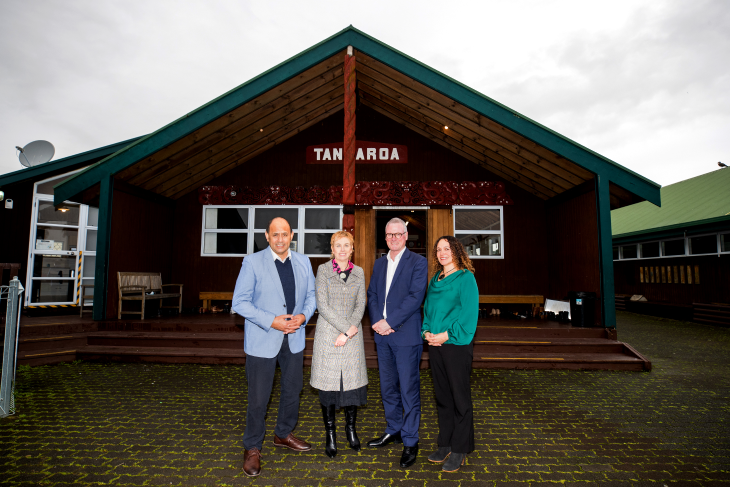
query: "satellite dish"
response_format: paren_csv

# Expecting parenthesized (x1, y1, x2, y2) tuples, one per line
(17, 140, 55, 168)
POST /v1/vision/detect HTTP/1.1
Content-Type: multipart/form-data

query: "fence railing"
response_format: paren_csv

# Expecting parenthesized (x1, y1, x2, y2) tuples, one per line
(1, 277, 24, 418)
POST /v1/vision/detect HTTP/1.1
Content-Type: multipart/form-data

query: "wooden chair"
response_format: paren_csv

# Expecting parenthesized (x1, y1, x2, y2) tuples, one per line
(117, 272, 183, 319)
(79, 284, 94, 317)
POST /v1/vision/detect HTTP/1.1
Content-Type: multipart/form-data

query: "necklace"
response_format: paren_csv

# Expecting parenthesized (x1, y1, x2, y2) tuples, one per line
(438, 266, 457, 281)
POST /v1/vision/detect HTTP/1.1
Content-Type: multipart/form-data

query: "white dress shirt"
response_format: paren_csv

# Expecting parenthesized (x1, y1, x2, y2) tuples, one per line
(383, 246, 406, 319)
(270, 246, 291, 263)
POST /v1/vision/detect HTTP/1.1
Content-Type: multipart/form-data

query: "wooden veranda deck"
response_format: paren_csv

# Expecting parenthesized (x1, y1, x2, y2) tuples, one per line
(14, 312, 650, 371)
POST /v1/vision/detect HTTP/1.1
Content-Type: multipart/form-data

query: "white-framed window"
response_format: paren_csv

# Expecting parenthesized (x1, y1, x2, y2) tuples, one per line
(201, 205, 342, 257)
(613, 230, 730, 261)
(25, 169, 97, 307)
(453, 206, 504, 259)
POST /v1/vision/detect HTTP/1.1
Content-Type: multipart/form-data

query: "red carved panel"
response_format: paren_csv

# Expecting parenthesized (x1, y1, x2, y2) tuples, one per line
(198, 181, 512, 206)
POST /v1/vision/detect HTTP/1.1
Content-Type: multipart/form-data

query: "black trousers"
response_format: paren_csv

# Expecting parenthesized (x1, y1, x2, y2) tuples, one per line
(429, 343, 475, 454)
(243, 335, 303, 450)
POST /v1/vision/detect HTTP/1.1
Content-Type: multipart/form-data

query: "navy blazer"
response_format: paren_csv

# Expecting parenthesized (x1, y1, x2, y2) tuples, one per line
(367, 249, 428, 347)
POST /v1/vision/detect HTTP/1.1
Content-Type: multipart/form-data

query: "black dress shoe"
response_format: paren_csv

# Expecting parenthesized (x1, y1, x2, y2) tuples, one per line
(399, 443, 418, 468)
(366, 432, 402, 448)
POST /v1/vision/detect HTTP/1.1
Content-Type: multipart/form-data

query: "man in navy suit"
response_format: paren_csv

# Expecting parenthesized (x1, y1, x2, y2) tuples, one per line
(233, 217, 317, 477)
(366, 217, 428, 468)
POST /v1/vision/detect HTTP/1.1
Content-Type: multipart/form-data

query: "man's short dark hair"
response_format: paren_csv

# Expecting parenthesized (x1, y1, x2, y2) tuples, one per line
(266, 217, 292, 234)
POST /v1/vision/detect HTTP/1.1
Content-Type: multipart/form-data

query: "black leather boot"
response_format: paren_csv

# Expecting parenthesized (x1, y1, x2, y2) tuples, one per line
(344, 406, 361, 451)
(321, 404, 337, 458)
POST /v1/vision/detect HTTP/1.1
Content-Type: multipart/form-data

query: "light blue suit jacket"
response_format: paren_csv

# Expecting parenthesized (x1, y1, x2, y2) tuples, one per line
(232, 247, 317, 359)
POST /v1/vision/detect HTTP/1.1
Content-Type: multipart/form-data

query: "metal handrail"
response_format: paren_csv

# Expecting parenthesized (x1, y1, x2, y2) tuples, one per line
(1, 277, 25, 418)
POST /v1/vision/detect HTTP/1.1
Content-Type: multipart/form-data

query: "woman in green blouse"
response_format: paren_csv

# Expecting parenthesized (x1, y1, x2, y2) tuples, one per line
(422, 235, 479, 472)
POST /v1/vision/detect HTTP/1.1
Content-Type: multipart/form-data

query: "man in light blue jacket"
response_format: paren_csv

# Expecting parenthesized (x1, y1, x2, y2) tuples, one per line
(233, 217, 317, 477)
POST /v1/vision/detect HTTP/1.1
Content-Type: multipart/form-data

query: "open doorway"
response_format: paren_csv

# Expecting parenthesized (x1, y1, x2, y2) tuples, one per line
(375, 209, 428, 259)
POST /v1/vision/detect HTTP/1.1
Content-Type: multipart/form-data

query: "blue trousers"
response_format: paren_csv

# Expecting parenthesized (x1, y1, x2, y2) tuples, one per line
(376, 341, 423, 446)
(243, 335, 303, 450)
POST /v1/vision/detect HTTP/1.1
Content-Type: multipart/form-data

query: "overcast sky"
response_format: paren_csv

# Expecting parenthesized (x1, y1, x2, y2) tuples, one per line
(1, 0, 728, 187)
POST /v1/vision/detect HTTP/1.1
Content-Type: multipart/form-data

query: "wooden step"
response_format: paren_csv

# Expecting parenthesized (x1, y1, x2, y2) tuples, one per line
(15, 315, 649, 371)
(78, 345, 247, 364)
(473, 352, 646, 371)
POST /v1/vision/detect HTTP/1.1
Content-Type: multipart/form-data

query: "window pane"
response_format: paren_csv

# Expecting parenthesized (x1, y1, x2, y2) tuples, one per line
(30, 279, 74, 303)
(454, 209, 501, 231)
(662, 239, 685, 256)
(35, 227, 78, 251)
(33, 255, 77, 278)
(304, 233, 335, 255)
(37, 201, 80, 225)
(641, 242, 660, 258)
(254, 233, 297, 253)
(203, 233, 248, 254)
(612, 247, 619, 260)
(621, 245, 637, 259)
(722, 234, 730, 252)
(305, 208, 340, 229)
(205, 208, 248, 230)
(85, 230, 98, 251)
(690, 235, 717, 255)
(87, 207, 99, 227)
(83, 256, 96, 278)
(457, 234, 501, 256)
(254, 208, 298, 230)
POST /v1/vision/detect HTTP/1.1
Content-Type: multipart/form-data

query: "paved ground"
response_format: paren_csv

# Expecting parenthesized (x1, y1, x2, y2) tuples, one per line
(1, 311, 729, 486)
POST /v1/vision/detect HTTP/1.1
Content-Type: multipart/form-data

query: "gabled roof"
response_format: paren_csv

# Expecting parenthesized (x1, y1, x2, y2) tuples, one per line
(54, 26, 660, 207)
(0, 136, 142, 188)
(612, 168, 730, 239)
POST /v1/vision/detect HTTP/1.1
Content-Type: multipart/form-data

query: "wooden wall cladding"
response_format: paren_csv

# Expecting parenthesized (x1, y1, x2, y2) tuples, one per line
(106, 189, 175, 319)
(546, 188, 601, 324)
(170, 105, 552, 308)
(0, 181, 34, 285)
(614, 254, 730, 305)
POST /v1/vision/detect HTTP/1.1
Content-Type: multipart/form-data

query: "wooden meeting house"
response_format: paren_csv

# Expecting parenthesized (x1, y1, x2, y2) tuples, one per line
(5, 27, 660, 370)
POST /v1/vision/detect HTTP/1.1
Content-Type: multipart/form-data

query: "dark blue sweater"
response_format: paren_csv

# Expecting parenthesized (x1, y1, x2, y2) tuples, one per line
(275, 258, 296, 315)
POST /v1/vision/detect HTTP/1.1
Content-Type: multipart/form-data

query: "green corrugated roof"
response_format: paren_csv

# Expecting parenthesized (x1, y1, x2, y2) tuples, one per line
(612, 168, 730, 238)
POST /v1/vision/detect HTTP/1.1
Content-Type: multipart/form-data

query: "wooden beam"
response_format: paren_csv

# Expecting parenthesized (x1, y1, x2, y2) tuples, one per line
(595, 175, 616, 328)
(93, 175, 114, 321)
(360, 96, 557, 198)
(167, 101, 344, 199)
(359, 83, 573, 192)
(116, 52, 345, 182)
(125, 65, 345, 188)
(361, 99, 552, 199)
(358, 53, 595, 181)
(142, 81, 344, 193)
(545, 179, 596, 208)
(358, 67, 587, 188)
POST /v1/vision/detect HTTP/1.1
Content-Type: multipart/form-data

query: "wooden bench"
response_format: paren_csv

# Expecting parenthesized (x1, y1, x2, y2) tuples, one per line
(479, 295, 544, 315)
(199, 292, 233, 311)
(118, 272, 183, 319)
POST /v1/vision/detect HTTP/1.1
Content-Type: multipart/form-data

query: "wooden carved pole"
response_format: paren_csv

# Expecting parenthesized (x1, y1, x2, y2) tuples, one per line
(343, 46, 356, 235)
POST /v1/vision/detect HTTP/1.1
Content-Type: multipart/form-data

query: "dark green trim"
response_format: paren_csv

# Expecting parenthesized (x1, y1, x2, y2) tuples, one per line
(93, 176, 114, 321)
(55, 26, 660, 207)
(596, 176, 616, 328)
(0, 137, 141, 188)
(612, 214, 730, 244)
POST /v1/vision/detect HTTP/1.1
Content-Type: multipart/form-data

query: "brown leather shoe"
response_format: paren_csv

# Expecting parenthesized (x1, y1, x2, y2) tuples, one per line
(273, 432, 312, 451)
(243, 448, 261, 477)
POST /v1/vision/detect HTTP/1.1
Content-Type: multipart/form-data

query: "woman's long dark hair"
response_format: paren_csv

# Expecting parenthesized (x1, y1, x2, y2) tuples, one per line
(429, 235, 475, 279)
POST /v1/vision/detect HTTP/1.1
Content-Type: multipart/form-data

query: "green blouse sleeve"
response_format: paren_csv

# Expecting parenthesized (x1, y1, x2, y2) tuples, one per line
(445, 272, 479, 345)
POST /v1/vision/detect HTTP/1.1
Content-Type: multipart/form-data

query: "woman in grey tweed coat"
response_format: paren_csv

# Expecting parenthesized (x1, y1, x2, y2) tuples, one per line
(311, 231, 368, 458)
